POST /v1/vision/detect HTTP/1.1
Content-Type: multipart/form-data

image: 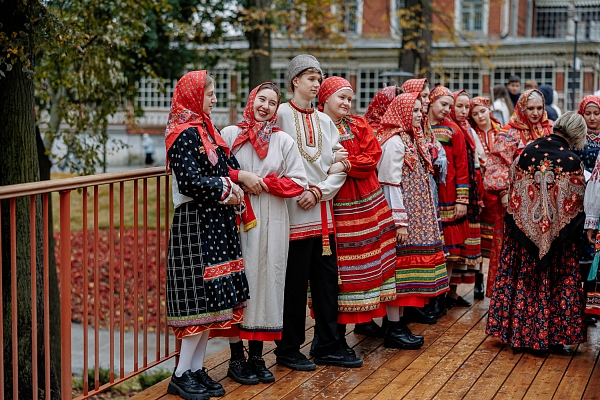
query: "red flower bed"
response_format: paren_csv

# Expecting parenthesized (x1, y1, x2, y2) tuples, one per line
(55, 228, 168, 332)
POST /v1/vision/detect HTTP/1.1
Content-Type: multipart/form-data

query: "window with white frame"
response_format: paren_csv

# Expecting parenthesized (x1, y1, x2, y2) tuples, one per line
(390, 0, 406, 38)
(490, 67, 555, 89)
(456, 0, 487, 34)
(358, 69, 388, 111)
(535, 6, 600, 40)
(432, 69, 481, 96)
(136, 77, 177, 110)
(341, 0, 360, 34)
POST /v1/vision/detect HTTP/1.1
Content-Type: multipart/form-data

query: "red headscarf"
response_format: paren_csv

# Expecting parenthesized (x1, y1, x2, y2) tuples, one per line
(231, 82, 282, 159)
(450, 90, 476, 149)
(317, 76, 353, 111)
(164, 70, 229, 166)
(428, 85, 453, 105)
(578, 94, 600, 116)
(401, 78, 428, 94)
(468, 96, 502, 125)
(506, 89, 552, 144)
(364, 86, 397, 131)
(378, 92, 432, 172)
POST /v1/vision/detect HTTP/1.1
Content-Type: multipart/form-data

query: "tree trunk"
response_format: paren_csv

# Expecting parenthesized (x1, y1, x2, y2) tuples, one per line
(0, 1, 61, 398)
(419, 0, 433, 80)
(399, 0, 420, 74)
(245, 0, 273, 89)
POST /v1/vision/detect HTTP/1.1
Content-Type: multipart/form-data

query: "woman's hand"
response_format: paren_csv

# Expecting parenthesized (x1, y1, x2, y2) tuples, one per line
(334, 149, 349, 162)
(238, 170, 269, 195)
(396, 227, 408, 245)
(501, 194, 509, 209)
(223, 183, 244, 205)
(328, 162, 346, 175)
(455, 203, 467, 219)
(297, 190, 318, 210)
(588, 229, 598, 244)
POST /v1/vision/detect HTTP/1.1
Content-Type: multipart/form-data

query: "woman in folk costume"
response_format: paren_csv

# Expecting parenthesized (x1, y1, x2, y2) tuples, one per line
(469, 96, 504, 299)
(584, 152, 600, 317)
(483, 89, 552, 298)
(377, 92, 450, 348)
(274, 54, 363, 370)
(221, 82, 308, 385)
(486, 112, 587, 353)
(165, 70, 250, 399)
(448, 90, 485, 305)
(317, 76, 397, 342)
(428, 85, 470, 312)
(576, 95, 600, 324)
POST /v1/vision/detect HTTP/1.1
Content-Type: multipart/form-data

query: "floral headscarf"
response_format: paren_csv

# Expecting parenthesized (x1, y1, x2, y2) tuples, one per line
(428, 85, 453, 105)
(401, 78, 428, 94)
(164, 70, 229, 166)
(578, 95, 600, 116)
(506, 89, 552, 144)
(468, 96, 502, 126)
(378, 92, 432, 172)
(317, 76, 353, 111)
(231, 82, 282, 159)
(450, 90, 476, 149)
(468, 96, 502, 154)
(364, 86, 398, 131)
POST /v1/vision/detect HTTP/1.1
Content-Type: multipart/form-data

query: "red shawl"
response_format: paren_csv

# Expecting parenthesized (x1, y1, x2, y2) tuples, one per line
(450, 89, 476, 149)
(401, 78, 428, 94)
(232, 82, 282, 159)
(378, 92, 433, 172)
(164, 70, 230, 166)
(317, 76, 353, 111)
(578, 94, 600, 116)
(506, 89, 552, 144)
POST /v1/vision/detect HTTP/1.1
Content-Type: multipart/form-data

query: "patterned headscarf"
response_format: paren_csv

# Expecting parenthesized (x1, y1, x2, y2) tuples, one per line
(401, 78, 428, 94)
(164, 70, 229, 166)
(317, 76, 353, 111)
(469, 96, 502, 125)
(428, 85, 453, 105)
(364, 86, 398, 131)
(578, 95, 600, 116)
(232, 82, 282, 159)
(506, 89, 551, 143)
(450, 90, 476, 149)
(378, 92, 432, 172)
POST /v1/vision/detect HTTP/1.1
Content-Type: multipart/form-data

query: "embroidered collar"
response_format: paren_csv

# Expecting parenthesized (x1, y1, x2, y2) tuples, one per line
(289, 100, 315, 114)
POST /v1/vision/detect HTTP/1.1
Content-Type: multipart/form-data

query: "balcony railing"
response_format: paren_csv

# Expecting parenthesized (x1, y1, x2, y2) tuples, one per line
(0, 167, 177, 399)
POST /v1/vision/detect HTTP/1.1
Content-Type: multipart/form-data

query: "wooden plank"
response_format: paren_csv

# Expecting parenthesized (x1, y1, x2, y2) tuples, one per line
(343, 302, 479, 400)
(372, 300, 490, 399)
(553, 342, 600, 400)
(130, 378, 171, 400)
(432, 335, 504, 399)
(581, 325, 600, 400)
(493, 352, 546, 400)
(403, 315, 489, 400)
(523, 353, 573, 399)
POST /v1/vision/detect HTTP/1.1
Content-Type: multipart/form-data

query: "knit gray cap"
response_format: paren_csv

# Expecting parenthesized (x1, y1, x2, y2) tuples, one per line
(288, 54, 323, 87)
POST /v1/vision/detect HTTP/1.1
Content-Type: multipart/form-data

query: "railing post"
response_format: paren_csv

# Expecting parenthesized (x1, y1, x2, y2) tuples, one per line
(59, 190, 72, 400)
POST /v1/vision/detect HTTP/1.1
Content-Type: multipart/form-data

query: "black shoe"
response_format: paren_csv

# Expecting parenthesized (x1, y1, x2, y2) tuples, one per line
(194, 368, 225, 396)
(228, 341, 259, 385)
(314, 349, 363, 368)
(426, 296, 447, 319)
(276, 353, 316, 371)
(474, 273, 484, 300)
(446, 296, 472, 308)
(248, 356, 275, 383)
(548, 344, 573, 355)
(383, 320, 424, 350)
(167, 370, 211, 400)
(404, 307, 437, 324)
(353, 320, 384, 338)
(585, 315, 597, 325)
(338, 324, 356, 357)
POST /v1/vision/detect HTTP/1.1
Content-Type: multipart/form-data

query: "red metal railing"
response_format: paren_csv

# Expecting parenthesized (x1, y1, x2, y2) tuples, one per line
(0, 167, 178, 399)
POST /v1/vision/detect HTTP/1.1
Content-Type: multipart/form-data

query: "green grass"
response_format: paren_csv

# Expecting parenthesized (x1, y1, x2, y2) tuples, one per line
(51, 173, 174, 232)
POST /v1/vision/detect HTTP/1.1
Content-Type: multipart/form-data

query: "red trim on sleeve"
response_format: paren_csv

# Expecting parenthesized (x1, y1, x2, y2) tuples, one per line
(263, 174, 305, 198)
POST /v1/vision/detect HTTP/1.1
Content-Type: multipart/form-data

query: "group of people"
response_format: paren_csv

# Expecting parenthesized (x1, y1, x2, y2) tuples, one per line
(162, 55, 600, 400)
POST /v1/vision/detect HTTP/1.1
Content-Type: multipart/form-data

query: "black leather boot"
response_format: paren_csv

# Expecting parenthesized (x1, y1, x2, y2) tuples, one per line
(426, 295, 446, 319)
(474, 272, 484, 300)
(248, 340, 275, 383)
(404, 307, 437, 324)
(353, 320, 384, 338)
(338, 324, 356, 356)
(194, 367, 225, 396)
(227, 341, 259, 385)
(383, 320, 424, 350)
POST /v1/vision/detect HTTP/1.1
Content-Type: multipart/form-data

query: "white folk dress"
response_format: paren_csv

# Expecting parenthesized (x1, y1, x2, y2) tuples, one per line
(221, 126, 308, 340)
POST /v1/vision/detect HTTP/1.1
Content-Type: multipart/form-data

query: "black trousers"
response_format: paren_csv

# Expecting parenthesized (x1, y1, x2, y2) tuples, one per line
(275, 235, 340, 357)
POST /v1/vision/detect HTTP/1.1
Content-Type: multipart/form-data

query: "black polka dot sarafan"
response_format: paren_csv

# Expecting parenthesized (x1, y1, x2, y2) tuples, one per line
(166, 127, 250, 328)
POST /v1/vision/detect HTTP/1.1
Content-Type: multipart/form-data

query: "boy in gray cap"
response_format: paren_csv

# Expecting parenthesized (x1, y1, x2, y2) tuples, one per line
(274, 54, 363, 369)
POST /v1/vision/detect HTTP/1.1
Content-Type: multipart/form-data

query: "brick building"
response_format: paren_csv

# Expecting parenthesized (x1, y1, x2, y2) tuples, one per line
(129, 0, 600, 133)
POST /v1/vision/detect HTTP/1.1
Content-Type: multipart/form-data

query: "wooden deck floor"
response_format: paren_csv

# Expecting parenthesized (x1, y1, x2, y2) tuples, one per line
(133, 287, 600, 400)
